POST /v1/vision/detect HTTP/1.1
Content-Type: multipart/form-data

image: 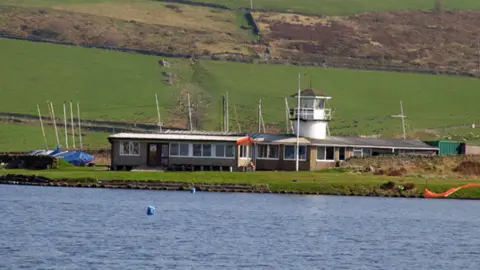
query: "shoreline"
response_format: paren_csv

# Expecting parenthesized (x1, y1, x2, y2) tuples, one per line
(2, 173, 480, 200)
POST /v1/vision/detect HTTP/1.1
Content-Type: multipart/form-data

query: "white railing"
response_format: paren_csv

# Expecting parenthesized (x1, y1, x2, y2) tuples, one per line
(291, 108, 332, 120)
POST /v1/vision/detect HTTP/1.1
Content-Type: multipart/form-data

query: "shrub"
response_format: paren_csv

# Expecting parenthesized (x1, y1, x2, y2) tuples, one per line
(453, 161, 480, 176)
(403, 182, 415, 191)
(31, 28, 59, 39)
(386, 167, 407, 176)
(380, 181, 396, 190)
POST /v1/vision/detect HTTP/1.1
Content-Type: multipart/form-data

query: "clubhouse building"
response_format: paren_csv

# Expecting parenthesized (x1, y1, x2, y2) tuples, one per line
(107, 89, 439, 171)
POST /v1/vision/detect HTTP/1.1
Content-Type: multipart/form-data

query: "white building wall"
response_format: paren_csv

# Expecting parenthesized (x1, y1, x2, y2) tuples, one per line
(293, 121, 328, 140)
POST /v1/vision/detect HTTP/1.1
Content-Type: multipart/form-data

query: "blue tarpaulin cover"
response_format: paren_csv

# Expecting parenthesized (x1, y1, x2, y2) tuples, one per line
(30, 146, 95, 166)
(54, 151, 95, 166)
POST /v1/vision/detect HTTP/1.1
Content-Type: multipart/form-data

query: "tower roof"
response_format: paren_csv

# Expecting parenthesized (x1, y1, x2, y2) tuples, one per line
(290, 88, 329, 98)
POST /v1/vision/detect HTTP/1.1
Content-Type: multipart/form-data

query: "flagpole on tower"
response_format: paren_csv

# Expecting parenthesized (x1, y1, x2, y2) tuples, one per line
(296, 73, 301, 172)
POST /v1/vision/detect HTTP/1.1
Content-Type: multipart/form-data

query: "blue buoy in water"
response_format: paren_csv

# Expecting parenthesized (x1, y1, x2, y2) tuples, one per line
(147, 205, 155, 216)
(190, 187, 196, 194)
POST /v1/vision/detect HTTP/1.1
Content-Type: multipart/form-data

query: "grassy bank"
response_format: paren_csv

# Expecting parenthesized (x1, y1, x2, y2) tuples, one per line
(2, 168, 480, 199)
(0, 123, 110, 151)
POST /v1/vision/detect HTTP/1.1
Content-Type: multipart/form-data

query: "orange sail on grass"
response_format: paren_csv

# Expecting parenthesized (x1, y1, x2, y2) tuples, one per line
(424, 183, 480, 198)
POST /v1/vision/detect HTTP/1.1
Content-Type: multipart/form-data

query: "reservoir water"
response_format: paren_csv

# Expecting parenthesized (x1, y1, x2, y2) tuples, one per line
(1, 185, 480, 269)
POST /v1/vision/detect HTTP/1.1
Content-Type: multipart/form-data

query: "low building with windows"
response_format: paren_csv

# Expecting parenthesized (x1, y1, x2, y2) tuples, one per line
(250, 133, 438, 171)
(108, 131, 254, 171)
(107, 88, 438, 171)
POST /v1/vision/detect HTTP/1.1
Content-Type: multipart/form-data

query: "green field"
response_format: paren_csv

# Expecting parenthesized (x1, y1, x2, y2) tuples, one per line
(2, 38, 480, 137)
(0, 0, 135, 5)
(4, 0, 480, 15)
(157, 0, 480, 15)
(2, 168, 480, 198)
(0, 38, 176, 123)
(437, 127, 480, 145)
(0, 123, 110, 151)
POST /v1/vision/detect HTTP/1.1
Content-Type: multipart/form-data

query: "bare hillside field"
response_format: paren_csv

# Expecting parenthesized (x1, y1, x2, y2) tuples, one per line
(0, 4, 252, 55)
(51, 2, 239, 32)
(254, 10, 480, 72)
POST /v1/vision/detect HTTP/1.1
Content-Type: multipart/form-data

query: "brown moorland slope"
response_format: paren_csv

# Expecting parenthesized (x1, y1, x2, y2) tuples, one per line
(254, 10, 480, 72)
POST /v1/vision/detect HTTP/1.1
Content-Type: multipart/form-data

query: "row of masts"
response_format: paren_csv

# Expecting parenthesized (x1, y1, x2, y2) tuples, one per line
(153, 82, 405, 137)
(153, 91, 271, 133)
(37, 101, 83, 151)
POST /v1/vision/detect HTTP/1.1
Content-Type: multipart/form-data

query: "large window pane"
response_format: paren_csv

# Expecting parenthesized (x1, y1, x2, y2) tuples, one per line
(285, 145, 306, 160)
(203, 144, 212, 157)
(338, 147, 346, 160)
(131, 142, 140, 155)
(161, 144, 169, 157)
(298, 146, 307, 160)
(215, 144, 225, 157)
(120, 142, 129, 155)
(120, 141, 140, 156)
(268, 145, 279, 159)
(317, 146, 326, 160)
(326, 147, 334, 160)
(193, 144, 202, 157)
(226, 145, 234, 158)
(170, 143, 179, 156)
(180, 143, 189, 156)
(284, 145, 295, 160)
(240, 145, 249, 158)
(257, 145, 268, 158)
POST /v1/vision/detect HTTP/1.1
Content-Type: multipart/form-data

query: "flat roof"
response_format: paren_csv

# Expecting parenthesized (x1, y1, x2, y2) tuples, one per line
(252, 133, 311, 144)
(108, 132, 246, 142)
(250, 133, 437, 150)
(108, 131, 439, 150)
(309, 136, 438, 150)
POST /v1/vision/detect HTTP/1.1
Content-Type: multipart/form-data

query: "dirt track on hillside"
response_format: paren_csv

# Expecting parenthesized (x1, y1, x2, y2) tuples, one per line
(256, 10, 480, 72)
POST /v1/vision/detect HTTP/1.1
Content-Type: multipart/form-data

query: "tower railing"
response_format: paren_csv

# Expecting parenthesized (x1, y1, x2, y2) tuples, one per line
(290, 108, 332, 120)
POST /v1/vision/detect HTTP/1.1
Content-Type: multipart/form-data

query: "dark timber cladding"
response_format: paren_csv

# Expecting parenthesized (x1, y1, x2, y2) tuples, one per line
(107, 130, 439, 172)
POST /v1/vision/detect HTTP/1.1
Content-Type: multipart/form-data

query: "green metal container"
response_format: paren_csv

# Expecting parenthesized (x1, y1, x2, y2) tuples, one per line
(425, 140, 459, 156)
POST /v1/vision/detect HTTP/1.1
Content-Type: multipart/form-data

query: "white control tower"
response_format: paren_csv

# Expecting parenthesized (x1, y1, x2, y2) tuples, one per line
(290, 89, 332, 140)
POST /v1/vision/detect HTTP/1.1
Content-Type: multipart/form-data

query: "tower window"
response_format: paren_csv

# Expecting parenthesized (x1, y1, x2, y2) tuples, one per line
(316, 99, 325, 109)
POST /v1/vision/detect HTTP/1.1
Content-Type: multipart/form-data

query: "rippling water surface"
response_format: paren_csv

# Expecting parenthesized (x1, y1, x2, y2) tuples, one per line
(1, 185, 480, 269)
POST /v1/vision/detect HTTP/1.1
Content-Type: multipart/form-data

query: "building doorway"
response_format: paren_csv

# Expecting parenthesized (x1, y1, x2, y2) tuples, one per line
(147, 143, 169, 168)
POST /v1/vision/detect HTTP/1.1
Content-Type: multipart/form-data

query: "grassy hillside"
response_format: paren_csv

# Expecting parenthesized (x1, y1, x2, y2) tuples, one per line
(2, 38, 480, 138)
(0, 38, 177, 123)
(3, 0, 480, 72)
(159, 0, 480, 15)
